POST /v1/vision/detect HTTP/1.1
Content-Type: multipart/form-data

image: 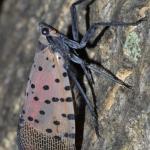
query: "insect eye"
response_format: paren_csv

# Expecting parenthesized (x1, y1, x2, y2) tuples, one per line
(42, 28, 49, 35)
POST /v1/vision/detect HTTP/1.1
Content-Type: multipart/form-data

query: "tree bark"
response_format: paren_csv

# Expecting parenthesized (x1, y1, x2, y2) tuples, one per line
(0, 0, 149, 150)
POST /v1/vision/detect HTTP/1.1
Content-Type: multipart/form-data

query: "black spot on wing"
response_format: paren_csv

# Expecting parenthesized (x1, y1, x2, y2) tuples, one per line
(61, 114, 66, 117)
(66, 97, 72, 102)
(64, 133, 75, 139)
(55, 78, 60, 83)
(39, 110, 45, 115)
(43, 85, 49, 90)
(22, 110, 25, 114)
(54, 136, 61, 141)
(64, 86, 70, 91)
(61, 113, 75, 120)
(53, 120, 60, 125)
(64, 133, 68, 138)
(52, 97, 59, 102)
(52, 64, 55, 68)
(28, 116, 33, 121)
(69, 133, 75, 139)
(63, 72, 67, 77)
(60, 98, 65, 102)
(33, 96, 39, 101)
(31, 84, 35, 89)
(44, 99, 51, 104)
(67, 114, 75, 120)
(34, 119, 39, 123)
(38, 66, 43, 71)
(46, 128, 52, 133)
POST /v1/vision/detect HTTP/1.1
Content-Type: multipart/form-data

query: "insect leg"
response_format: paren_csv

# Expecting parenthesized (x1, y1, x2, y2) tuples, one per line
(70, 54, 93, 85)
(70, 54, 132, 88)
(71, 0, 87, 41)
(70, 0, 87, 56)
(80, 62, 94, 85)
(68, 70, 100, 138)
(69, 70, 96, 118)
(80, 17, 146, 45)
(64, 17, 146, 49)
(88, 64, 132, 89)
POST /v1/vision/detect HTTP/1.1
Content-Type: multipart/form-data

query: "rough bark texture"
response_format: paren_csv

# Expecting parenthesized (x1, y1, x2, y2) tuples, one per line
(0, 0, 149, 150)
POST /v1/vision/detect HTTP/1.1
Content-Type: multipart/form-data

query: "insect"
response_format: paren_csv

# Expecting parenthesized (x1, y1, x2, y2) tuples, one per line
(17, 0, 146, 149)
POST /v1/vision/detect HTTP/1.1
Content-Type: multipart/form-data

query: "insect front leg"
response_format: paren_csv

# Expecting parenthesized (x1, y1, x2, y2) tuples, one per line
(64, 17, 146, 49)
(80, 17, 146, 45)
(70, 0, 87, 41)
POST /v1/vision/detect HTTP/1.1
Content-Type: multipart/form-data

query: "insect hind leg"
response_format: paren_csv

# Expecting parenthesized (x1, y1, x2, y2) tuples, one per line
(88, 64, 132, 89)
(68, 70, 101, 139)
(70, 54, 132, 88)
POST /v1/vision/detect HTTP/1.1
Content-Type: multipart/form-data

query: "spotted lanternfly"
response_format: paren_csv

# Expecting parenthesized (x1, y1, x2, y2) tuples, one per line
(17, 0, 146, 149)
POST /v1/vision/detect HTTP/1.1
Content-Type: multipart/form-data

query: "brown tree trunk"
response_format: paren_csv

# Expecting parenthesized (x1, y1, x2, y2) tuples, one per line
(0, 0, 149, 150)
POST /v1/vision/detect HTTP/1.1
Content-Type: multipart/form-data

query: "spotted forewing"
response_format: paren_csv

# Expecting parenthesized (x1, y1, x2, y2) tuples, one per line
(17, 41, 75, 149)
